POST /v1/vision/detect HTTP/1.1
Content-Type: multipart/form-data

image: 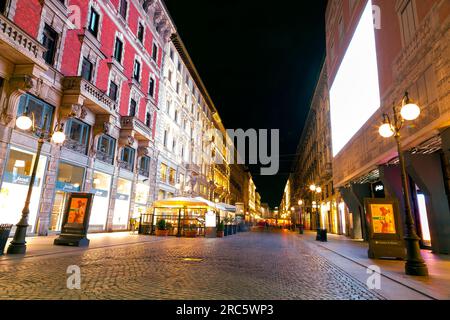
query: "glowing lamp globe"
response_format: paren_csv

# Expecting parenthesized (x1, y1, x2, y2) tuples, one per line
(51, 131, 66, 144)
(401, 102, 420, 121)
(316, 187, 322, 193)
(309, 184, 316, 192)
(379, 123, 395, 138)
(16, 115, 32, 130)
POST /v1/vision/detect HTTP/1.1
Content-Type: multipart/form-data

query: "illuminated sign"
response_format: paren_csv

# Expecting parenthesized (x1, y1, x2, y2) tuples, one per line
(330, 0, 381, 156)
(205, 211, 216, 227)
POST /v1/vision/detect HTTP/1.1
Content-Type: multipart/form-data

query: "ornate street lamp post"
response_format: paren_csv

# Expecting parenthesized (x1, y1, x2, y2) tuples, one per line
(310, 184, 323, 241)
(378, 92, 428, 276)
(7, 110, 66, 255)
(298, 199, 304, 234)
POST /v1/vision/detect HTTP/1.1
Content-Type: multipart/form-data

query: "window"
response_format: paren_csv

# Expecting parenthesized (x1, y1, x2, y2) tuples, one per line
(168, 168, 176, 185)
(168, 70, 172, 82)
(113, 37, 123, 63)
(152, 43, 158, 61)
(81, 57, 93, 82)
(169, 48, 174, 60)
(176, 82, 180, 94)
(139, 156, 150, 177)
(174, 109, 178, 123)
(65, 118, 90, 154)
(400, 0, 417, 45)
(137, 23, 144, 43)
(133, 60, 141, 82)
(177, 61, 182, 72)
(172, 139, 176, 152)
(1, 0, 9, 14)
(145, 112, 152, 127)
(16, 94, 54, 132)
(109, 81, 118, 101)
(163, 130, 168, 147)
(160, 163, 168, 182)
(129, 99, 137, 117)
(42, 25, 58, 65)
(148, 77, 155, 97)
(88, 8, 100, 37)
(119, 0, 128, 20)
(120, 146, 135, 172)
(97, 135, 116, 164)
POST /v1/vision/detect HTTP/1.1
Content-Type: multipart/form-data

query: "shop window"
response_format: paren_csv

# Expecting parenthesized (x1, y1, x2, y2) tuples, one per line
(42, 24, 58, 66)
(120, 146, 135, 172)
(81, 57, 94, 82)
(65, 118, 90, 154)
(16, 94, 54, 132)
(139, 156, 150, 177)
(169, 168, 176, 186)
(51, 162, 85, 231)
(91, 171, 112, 231)
(113, 37, 123, 63)
(109, 81, 119, 101)
(96, 135, 116, 164)
(160, 163, 168, 182)
(0, 147, 47, 232)
(88, 8, 100, 37)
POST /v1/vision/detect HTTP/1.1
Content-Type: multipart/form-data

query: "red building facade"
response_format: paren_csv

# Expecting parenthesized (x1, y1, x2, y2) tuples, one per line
(0, 0, 175, 235)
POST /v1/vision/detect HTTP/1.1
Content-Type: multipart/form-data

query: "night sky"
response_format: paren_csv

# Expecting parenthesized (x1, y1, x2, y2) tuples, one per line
(163, 0, 327, 208)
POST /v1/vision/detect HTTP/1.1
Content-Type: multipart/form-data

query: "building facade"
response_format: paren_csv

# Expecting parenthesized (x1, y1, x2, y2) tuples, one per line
(288, 64, 340, 234)
(325, 0, 450, 253)
(0, 0, 175, 236)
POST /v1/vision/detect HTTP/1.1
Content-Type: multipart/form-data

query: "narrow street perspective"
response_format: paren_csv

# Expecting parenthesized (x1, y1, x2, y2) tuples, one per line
(0, 0, 449, 305)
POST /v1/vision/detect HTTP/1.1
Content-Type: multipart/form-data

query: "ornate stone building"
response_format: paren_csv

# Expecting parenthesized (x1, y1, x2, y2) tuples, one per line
(0, 0, 173, 235)
(326, 0, 450, 252)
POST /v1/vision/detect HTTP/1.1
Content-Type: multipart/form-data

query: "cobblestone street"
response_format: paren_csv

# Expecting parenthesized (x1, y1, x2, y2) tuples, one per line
(0, 232, 385, 300)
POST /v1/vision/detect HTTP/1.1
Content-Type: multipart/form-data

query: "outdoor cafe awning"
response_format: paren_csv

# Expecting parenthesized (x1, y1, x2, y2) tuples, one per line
(216, 202, 237, 213)
(153, 197, 213, 209)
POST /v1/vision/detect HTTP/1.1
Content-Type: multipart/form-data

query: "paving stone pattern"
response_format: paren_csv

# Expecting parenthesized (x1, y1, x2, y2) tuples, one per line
(0, 232, 385, 300)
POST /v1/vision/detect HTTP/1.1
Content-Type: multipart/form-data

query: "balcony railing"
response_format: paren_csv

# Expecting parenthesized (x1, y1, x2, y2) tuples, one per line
(63, 76, 117, 114)
(0, 14, 47, 68)
(139, 167, 150, 177)
(64, 139, 88, 155)
(96, 150, 114, 165)
(118, 160, 134, 172)
(120, 116, 152, 141)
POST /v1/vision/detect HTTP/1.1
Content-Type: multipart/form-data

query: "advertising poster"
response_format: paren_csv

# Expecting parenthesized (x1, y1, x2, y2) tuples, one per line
(370, 203, 396, 234)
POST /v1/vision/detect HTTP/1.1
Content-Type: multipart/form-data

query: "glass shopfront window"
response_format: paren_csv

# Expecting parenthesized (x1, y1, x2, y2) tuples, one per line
(50, 162, 85, 231)
(113, 178, 132, 229)
(90, 171, 112, 231)
(134, 183, 150, 220)
(0, 147, 47, 233)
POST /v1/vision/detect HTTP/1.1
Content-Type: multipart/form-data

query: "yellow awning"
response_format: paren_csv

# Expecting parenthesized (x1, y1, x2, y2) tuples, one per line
(153, 197, 213, 209)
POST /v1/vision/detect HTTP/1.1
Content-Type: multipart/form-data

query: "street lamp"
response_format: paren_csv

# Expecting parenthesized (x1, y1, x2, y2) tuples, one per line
(297, 200, 304, 234)
(7, 110, 66, 255)
(310, 184, 323, 241)
(378, 92, 428, 276)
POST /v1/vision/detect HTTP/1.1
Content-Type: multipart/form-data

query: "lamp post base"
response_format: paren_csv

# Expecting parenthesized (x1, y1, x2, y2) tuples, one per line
(7, 224, 28, 255)
(405, 236, 429, 276)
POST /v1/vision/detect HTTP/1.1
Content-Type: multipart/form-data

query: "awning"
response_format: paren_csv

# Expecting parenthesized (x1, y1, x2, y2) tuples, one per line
(216, 202, 237, 213)
(153, 197, 213, 209)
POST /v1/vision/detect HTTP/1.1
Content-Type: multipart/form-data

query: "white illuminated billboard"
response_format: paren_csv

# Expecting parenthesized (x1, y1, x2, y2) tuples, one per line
(330, 0, 380, 156)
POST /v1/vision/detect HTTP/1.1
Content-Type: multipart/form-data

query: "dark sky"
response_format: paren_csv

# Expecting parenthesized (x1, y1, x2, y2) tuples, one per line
(163, 0, 327, 208)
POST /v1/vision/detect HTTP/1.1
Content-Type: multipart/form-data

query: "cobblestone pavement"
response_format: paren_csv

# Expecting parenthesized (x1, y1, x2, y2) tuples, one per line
(0, 232, 385, 300)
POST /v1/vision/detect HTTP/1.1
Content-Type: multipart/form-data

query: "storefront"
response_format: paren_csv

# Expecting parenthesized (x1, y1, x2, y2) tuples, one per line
(112, 178, 132, 230)
(0, 146, 47, 234)
(134, 182, 150, 220)
(50, 162, 85, 232)
(90, 171, 112, 232)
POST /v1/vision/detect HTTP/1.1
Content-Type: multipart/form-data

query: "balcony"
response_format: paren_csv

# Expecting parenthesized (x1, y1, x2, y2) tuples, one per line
(64, 139, 88, 155)
(96, 150, 114, 165)
(0, 14, 47, 71)
(62, 77, 117, 115)
(118, 160, 134, 172)
(120, 116, 152, 142)
(186, 163, 200, 175)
